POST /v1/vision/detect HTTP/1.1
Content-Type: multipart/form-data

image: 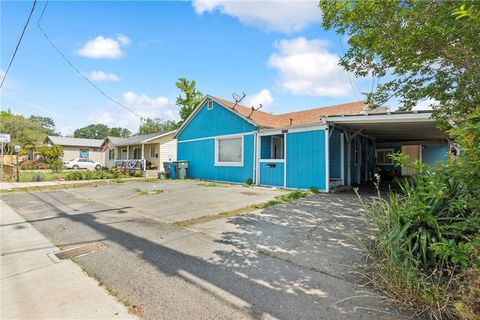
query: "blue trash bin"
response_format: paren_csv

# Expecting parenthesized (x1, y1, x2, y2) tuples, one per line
(169, 162, 176, 179)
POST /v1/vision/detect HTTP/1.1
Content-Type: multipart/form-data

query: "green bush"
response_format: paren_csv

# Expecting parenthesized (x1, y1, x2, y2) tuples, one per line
(362, 111, 480, 318)
(49, 159, 64, 173)
(134, 170, 143, 177)
(245, 178, 253, 186)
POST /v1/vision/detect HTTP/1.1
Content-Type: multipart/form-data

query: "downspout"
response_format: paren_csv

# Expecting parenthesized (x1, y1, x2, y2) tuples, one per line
(340, 132, 345, 185)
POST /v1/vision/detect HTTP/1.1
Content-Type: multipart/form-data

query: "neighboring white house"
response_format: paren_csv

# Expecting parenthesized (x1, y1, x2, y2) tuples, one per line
(45, 136, 106, 165)
(102, 131, 177, 171)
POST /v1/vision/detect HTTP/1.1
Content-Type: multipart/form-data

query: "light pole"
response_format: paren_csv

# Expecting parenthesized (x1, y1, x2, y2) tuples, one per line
(14, 145, 20, 182)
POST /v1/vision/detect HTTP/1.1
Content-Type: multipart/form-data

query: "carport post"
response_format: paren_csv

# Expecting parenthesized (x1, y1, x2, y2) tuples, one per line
(347, 133, 351, 186)
(340, 132, 345, 185)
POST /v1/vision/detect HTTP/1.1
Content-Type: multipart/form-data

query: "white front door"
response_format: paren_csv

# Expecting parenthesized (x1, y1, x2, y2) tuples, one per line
(401, 145, 420, 176)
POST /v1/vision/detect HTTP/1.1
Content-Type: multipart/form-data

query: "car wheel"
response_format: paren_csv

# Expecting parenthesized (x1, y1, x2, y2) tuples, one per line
(95, 165, 101, 171)
(72, 165, 79, 170)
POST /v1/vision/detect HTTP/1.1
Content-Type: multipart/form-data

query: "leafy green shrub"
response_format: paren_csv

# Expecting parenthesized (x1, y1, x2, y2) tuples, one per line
(245, 178, 253, 186)
(134, 170, 143, 177)
(66, 172, 82, 180)
(49, 159, 64, 173)
(362, 111, 480, 318)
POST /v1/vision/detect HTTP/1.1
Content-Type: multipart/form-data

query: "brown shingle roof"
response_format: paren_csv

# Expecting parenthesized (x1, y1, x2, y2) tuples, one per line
(210, 96, 366, 129)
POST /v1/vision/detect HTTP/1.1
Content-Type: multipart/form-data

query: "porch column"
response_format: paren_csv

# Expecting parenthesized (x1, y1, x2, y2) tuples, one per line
(141, 143, 145, 171)
(340, 132, 345, 185)
(347, 134, 351, 186)
(126, 145, 129, 160)
(255, 133, 260, 185)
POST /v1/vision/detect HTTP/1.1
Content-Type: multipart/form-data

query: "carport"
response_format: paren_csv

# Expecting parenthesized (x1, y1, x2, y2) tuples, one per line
(322, 111, 450, 187)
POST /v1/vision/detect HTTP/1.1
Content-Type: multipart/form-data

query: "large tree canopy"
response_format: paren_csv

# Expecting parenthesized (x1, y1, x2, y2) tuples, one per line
(0, 111, 46, 153)
(73, 124, 132, 139)
(176, 77, 204, 122)
(138, 118, 178, 135)
(319, 0, 480, 128)
(30, 115, 59, 136)
(74, 124, 111, 139)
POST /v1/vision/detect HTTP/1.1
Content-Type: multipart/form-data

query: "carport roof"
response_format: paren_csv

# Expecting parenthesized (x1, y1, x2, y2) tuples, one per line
(322, 111, 448, 144)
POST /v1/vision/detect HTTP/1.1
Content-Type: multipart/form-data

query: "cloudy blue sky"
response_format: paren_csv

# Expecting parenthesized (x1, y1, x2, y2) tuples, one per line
(2, 0, 378, 135)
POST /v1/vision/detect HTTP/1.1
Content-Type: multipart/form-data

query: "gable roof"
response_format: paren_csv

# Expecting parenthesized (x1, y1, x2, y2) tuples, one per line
(104, 131, 174, 147)
(210, 96, 366, 129)
(46, 136, 104, 148)
(174, 95, 367, 138)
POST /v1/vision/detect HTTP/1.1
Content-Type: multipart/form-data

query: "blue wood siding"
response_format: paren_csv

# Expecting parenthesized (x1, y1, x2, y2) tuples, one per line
(178, 100, 257, 141)
(260, 136, 271, 159)
(422, 144, 448, 167)
(259, 162, 284, 187)
(329, 130, 342, 179)
(286, 130, 327, 190)
(177, 134, 254, 183)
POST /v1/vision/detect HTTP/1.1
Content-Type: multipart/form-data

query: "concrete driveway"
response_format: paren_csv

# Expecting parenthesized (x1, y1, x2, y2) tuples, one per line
(1, 181, 401, 319)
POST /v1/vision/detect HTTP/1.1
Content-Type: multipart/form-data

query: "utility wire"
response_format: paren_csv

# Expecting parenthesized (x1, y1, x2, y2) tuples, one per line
(336, 35, 361, 99)
(1, 0, 37, 88)
(37, 1, 143, 120)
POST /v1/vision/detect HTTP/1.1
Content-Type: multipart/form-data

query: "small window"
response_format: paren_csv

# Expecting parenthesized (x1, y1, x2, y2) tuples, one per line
(207, 100, 213, 110)
(150, 146, 156, 158)
(109, 149, 115, 160)
(215, 136, 243, 166)
(376, 149, 394, 165)
(354, 141, 361, 166)
(80, 149, 89, 159)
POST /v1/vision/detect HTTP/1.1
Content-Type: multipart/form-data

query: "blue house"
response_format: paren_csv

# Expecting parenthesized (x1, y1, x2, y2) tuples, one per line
(174, 95, 449, 191)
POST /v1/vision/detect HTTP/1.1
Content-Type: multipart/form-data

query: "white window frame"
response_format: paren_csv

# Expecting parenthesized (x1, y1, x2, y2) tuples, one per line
(150, 146, 156, 158)
(376, 148, 394, 165)
(207, 100, 213, 110)
(214, 134, 244, 167)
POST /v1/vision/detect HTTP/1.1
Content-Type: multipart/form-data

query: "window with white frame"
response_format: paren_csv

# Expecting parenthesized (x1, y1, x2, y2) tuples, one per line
(376, 149, 394, 165)
(109, 149, 115, 160)
(150, 146, 156, 158)
(354, 141, 360, 166)
(207, 100, 213, 110)
(215, 136, 243, 166)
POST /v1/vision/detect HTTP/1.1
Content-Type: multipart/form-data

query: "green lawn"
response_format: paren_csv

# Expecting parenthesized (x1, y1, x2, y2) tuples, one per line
(18, 171, 68, 182)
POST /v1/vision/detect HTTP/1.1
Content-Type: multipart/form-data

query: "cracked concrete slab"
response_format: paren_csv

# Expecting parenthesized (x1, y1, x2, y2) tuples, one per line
(1, 182, 408, 320)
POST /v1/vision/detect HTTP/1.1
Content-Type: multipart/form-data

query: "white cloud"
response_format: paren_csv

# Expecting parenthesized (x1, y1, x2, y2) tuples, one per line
(87, 91, 179, 132)
(244, 89, 274, 111)
(116, 34, 131, 46)
(86, 70, 121, 82)
(59, 126, 75, 137)
(76, 35, 130, 59)
(192, 0, 322, 33)
(268, 37, 353, 97)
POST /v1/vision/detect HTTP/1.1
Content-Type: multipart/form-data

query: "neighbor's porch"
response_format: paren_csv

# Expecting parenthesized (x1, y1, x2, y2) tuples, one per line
(107, 142, 161, 174)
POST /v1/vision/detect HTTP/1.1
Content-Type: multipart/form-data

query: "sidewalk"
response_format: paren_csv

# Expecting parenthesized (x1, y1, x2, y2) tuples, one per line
(0, 179, 114, 192)
(0, 200, 136, 319)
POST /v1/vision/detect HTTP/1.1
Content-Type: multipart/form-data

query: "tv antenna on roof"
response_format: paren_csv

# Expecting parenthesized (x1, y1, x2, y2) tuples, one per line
(248, 104, 263, 118)
(231, 92, 245, 110)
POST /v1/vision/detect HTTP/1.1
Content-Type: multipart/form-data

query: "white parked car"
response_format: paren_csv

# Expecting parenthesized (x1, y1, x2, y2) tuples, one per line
(64, 158, 102, 171)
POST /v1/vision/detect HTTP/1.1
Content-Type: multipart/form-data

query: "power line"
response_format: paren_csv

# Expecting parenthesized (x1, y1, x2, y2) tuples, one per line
(336, 35, 361, 99)
(36, 1, 143, 120)
(0, 0, 37, 88)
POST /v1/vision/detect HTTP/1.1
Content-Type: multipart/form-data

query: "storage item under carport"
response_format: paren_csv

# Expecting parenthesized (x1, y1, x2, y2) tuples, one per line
(163, 160, 189, 179)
